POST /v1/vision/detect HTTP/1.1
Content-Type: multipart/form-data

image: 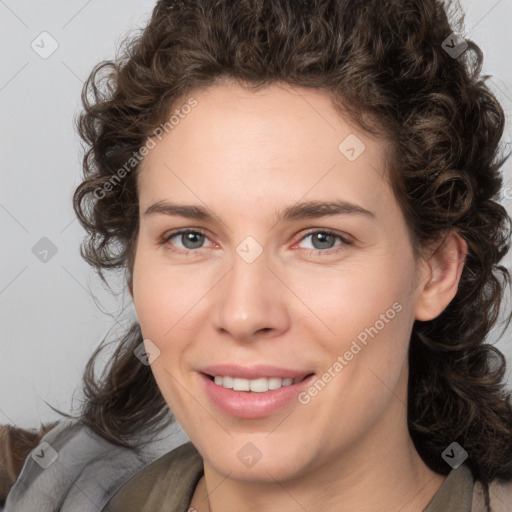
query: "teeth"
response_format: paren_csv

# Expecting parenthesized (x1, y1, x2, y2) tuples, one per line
(213, 376, 299, 392)
(233, 377, 250, 391)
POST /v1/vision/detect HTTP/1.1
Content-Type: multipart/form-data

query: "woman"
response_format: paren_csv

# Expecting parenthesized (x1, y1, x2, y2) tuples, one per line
(25, 0, 512, 510)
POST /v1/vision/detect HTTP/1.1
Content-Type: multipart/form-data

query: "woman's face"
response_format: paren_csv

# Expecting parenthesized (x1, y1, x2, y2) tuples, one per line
(132, 81, 430, 481)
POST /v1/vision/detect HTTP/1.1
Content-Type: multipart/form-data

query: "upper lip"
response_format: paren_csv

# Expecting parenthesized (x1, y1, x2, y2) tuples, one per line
(200, 364, 314, 380)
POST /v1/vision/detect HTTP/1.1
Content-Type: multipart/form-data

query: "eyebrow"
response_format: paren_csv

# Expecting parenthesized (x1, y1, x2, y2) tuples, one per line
(144, 199, 375, 223)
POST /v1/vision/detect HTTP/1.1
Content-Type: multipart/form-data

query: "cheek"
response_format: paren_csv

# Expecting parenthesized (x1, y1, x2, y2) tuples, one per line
(297, 258, 416, 406)
(132, 252, 193, 411)
(291, 259, 413, 344)
(131, 247, 214, 355)
(132, 247, 178, 338)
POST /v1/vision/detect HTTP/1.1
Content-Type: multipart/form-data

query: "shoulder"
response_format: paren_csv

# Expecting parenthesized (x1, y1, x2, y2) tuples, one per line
(4, 419, 187, 512)
(103, 441, 203, 512)
(0, 421, 59, 504)
(472, 476, 512, 511)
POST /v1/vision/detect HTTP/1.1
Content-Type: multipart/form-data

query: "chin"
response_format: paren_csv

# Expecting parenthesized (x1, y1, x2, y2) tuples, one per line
(201, 440, 313, 483)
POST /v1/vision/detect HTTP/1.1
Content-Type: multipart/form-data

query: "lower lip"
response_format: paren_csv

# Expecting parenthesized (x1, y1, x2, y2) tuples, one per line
(199, 372, 315, 418)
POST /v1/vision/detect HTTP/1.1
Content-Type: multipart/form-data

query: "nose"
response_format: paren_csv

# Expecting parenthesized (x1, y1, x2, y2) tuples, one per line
(212, 245, 290, 342)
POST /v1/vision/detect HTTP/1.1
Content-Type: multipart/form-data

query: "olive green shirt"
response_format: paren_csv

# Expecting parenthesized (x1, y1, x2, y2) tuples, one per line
(103, 441, 512, 511)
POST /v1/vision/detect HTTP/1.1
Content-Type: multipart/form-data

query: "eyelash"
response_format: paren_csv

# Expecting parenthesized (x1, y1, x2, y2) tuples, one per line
(159, 228, 352, 256)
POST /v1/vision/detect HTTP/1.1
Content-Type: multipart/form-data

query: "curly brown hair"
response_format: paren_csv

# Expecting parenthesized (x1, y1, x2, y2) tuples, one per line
(54, 0, 512, 509)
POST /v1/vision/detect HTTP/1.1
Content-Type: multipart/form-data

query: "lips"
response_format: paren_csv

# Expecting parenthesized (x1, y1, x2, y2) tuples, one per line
(197, 363, 316, 418)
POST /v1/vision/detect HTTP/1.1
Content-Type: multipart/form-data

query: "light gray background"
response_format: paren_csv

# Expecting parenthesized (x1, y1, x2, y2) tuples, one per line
(1, 0, 511, 431)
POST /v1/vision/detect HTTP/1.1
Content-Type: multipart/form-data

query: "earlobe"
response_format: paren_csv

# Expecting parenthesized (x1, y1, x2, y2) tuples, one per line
(414, 231, 468, 322)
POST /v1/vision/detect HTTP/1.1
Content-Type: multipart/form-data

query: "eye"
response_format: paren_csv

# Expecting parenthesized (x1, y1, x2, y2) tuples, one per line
(296, 229, 352, 254)
(161, 229, 214, 254)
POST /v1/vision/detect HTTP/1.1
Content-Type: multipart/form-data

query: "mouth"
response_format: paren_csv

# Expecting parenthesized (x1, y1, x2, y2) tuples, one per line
(199, 371, 316, 418)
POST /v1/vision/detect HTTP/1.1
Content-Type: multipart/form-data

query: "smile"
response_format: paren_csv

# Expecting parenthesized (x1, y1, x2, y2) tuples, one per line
(200, 371, 316, 418)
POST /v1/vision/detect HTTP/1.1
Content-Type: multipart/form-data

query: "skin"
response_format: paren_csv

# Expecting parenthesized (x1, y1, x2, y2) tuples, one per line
(130, 80, 467, 512)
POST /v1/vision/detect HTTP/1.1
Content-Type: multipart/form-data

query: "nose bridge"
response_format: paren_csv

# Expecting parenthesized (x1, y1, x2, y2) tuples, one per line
(213, 237, 287, 340)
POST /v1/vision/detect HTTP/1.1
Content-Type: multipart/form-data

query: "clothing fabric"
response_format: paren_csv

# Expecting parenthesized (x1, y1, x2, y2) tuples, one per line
(3, 419, 189, 512)
(103, 441, 512, 512)
(103, 442, 202, 512)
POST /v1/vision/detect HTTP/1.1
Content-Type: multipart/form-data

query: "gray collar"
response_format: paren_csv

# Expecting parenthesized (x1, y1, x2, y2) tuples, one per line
(422, 463, 474, 512)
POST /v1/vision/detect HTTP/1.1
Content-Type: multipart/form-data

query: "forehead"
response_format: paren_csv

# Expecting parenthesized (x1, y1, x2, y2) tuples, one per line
(137, 81, 393, 219)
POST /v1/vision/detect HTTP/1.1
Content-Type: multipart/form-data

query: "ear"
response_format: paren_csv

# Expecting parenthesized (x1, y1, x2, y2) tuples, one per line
(414, 231, 468, 322)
